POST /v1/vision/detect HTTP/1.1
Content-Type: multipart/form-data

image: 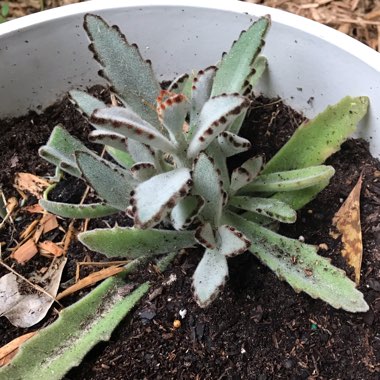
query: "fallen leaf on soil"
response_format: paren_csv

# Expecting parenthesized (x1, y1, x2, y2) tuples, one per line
(0, 332, 36, 367)
(0, 256, 67, 327)
(11, 239, 38, 263)
(14, 173, 50, 198)
(56, 265, 124, 301)
(331, 174, 363, 285)
(38, 241, 64, 257)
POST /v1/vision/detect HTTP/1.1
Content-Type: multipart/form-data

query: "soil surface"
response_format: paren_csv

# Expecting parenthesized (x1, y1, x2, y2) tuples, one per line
(0, 89, 379, 379)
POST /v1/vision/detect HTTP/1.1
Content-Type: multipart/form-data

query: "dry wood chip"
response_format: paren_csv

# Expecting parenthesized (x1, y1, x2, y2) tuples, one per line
(331, 175, 363, 285)
(38, 241, 64, 257)
(23, 204, 45, 214)
(56, 266, 125, 301)
(0, 332, 37, 367)
(41, 213, 59, 234)
(20, 219, 39, 240)
(14, 173, 50, 198)
(11, 239, 38, 264)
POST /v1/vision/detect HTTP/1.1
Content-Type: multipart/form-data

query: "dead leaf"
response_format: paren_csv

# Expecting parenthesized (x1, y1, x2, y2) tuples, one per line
(56, 265, 124, 301)
(331, 175, 363, 285)
(14, 173, 50, 198)
(38, 241, 64, 257)
(11, 239, 38, 264)
(0, 256, 67, 327)
(0, 332, 36, 367)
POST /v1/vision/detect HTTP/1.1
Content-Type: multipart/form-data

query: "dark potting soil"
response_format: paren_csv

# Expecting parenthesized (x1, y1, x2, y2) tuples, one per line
(0, 88, 379, 379)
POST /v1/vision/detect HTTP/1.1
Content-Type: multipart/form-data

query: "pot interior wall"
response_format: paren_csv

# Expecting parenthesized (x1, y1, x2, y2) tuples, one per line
(0, 2, 379, 157)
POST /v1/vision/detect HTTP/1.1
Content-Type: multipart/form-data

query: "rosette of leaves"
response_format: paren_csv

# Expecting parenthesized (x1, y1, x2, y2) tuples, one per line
(39, 14, 369, 312)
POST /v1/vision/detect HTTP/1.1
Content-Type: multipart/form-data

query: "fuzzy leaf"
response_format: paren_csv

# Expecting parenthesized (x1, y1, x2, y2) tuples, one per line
(272, 181, 329, 211)
(91, 107, 177, 153)
(0, 277, 149, 379)
(229, 196, 297, 223)
(88, 129, 128, 151)
(69, 89, 107, 118)
(79, 227, 195, 258)
(188, 94, 249, 158)
(106, 146, 134, 169)
(84, 14, 160, 127)
(249, 56, 268, 88)
(230, 155, 263, 194)
(168, 73, 190, 94)
(195, 222, 216, 249)
(216, 225, 251, 257)
(212, 16, 270, 96)
(190, 66, 218, 123)
(239, 165, 335, 193)
(130, 162, 156, 181)
(192, 249, 228, 308)
(159, 93, 189, 143)
(224, 212, 369, 312)
(129, 141, 156, 165)
(38, 125, 91, 178)
(132, 168, 192, 228)
(40, 199, 118, 219)
(192, 153, 224, 226)
(263, 96, 369, 173)
(75, 152, 135, 210)
(170, 195, 205, 230)
(218, 131, 251, 157)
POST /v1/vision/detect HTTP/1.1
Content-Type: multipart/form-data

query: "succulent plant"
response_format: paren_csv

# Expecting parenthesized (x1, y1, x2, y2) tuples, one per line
(39, 14, 369, 312)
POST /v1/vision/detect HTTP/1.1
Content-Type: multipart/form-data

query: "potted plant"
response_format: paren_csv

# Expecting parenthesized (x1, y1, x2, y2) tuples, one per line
(0, 1, 378, 378)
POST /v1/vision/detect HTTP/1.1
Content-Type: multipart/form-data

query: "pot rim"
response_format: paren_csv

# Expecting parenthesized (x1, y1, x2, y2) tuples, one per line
(1, 0, 379, 72)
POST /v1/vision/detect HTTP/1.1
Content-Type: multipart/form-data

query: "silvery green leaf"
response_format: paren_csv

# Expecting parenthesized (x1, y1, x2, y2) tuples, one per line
(195, 222, 216, 249)
(106, 146, 134, 169)
(230, 155, 263, 194)
(127, 139, 156, 165)
(132, 168, 192, 228)
(170, 195, 205, 230)
(224, 211, 369, 313)
(91, 107, 177, 153)
(216, 225, 251, 257)
(192, 152, 224, 226)
(239, 165, 335, 193)
(190, 66, 217, 124)
(192, 249, 228, 308)
(240, 211, 279, 230)
(159, 93, 189, 144)
(229, 196, 297, 223)
(130, 162, 156, 181)
(168, 73, 190, 94)
(38, 125, 91, 178)
(79, 226, 195, 258)
(217, 131, 251, 157)
(248, 56, 268, 88)
(0, 192, 6, 220)
(187, 94, 250, 158)
(69, 89, 106, 118)
(84, 14, 160, 128)
(40, 199, 118, 219)
(89, 129, 128, 151)
(212, 16, 270, 96)
(75, 151, 135, 210)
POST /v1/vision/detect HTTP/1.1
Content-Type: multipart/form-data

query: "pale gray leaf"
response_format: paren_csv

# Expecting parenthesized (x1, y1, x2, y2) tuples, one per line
(170, 195, 205, 230)
(217, 131, 251, 157)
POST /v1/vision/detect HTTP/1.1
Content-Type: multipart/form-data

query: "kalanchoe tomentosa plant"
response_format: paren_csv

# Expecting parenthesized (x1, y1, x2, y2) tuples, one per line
(39, 14, 369, 312)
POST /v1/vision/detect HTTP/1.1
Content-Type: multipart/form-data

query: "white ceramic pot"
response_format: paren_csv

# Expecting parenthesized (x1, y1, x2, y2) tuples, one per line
(0, 0, 379, 157)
